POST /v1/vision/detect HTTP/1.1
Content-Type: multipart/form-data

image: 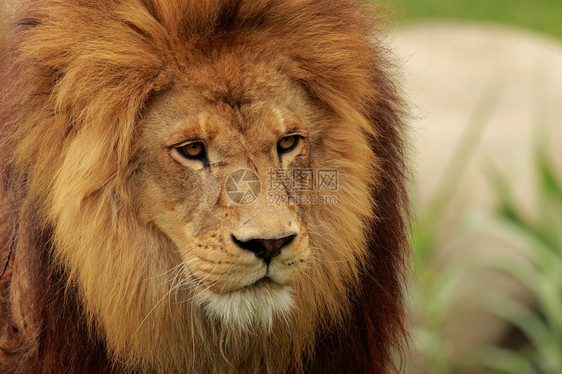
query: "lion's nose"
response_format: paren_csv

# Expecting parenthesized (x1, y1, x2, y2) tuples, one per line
(231, 234, 296, 264)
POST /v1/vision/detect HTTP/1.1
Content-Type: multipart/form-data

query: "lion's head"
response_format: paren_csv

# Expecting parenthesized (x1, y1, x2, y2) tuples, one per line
(0, 1, 409, 373)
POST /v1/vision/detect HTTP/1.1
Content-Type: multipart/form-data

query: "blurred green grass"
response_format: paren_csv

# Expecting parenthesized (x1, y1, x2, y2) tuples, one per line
(406, 88, 562, 373)
(480, 148, 562, 373)
(383, 0, 562, 40)
(376, 0, 562, 372)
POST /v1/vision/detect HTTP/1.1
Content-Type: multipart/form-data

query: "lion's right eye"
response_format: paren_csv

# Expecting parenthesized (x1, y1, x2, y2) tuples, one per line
(176, 141, 207, 162)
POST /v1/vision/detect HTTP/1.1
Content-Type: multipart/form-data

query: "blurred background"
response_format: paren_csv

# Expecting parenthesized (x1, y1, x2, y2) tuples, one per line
(379, 1, 562, 373)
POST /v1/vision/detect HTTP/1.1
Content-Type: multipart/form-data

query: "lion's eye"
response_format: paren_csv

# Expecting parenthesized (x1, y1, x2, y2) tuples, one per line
(277, 135, 300, 154)
(177, 142, 206, 160)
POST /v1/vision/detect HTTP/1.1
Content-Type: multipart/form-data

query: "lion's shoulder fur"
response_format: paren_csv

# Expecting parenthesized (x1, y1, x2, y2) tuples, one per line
(0, 1, 409, 373)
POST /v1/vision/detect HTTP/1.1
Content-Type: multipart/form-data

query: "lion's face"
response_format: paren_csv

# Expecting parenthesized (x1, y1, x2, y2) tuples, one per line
(132, 64, 319, 329)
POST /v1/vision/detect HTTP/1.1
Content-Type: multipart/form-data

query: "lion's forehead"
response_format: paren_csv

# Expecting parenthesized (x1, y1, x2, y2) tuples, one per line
(185, 53, 295, 102)
(144, 87, 307, 154)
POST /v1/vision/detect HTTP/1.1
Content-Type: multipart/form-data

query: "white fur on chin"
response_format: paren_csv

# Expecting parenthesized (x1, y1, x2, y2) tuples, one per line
(194, 283, 295, 333)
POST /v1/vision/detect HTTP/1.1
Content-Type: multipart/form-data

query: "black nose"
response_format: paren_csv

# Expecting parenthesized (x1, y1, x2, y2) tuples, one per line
(232, 234, 296, 264)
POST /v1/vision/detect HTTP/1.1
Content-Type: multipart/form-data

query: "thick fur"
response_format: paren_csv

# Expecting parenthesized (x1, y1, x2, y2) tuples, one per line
(0, 1, 409, 373)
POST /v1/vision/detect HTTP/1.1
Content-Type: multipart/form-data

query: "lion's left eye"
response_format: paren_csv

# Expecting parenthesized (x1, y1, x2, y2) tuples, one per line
(277, 135, 300, 154)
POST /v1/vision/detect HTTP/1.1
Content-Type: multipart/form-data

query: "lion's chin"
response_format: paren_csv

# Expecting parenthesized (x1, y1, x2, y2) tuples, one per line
(194, 280, 294, 332)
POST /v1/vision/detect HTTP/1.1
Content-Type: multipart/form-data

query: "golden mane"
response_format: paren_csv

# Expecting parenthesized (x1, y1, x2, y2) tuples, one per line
(0, 1, 409, 372)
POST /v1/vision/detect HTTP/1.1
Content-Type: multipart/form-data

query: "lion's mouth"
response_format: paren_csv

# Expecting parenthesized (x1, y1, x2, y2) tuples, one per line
(237, 277, 281, 292)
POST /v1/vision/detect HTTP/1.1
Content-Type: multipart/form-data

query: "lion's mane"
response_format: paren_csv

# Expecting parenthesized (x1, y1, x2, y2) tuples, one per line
(0, 0, 409, 373)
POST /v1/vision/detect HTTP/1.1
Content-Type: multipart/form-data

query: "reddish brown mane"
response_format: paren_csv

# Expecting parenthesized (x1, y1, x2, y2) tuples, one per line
(0, 1, 409, 372)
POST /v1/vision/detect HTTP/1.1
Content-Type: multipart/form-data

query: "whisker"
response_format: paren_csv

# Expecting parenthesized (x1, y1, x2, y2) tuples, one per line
(134, 264, 187, 336)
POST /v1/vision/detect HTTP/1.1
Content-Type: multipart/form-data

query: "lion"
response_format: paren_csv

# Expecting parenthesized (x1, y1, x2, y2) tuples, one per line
(0, 0, 409, 373)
